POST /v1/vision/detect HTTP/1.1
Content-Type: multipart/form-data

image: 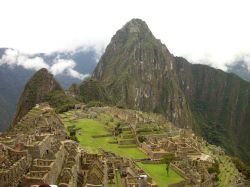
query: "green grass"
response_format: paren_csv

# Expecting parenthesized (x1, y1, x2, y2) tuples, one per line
(115, 169, 122, 187)
(107, 169, 121, 187)
(61, 110, 184, 186)
(137, 163, 184, 187)
(217, 156, 239, 187)
(64, 118, 147, 159)
(201, 145, 239, 187)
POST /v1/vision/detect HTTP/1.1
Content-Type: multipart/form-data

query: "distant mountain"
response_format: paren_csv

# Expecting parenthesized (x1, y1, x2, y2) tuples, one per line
(11, 68, 63, 128)
(174, 57, 250, 164)
(75, 18, 250, 164)
(227, 60, 250, 82)
(0, 47, 98, 131)
(0, 64, 33, 131)
(34, 49, 98, 88)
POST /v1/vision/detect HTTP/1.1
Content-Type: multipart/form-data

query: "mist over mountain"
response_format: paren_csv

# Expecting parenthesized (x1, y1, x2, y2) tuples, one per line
(227, 60, 250, 82)
(0, 47, 98, 131)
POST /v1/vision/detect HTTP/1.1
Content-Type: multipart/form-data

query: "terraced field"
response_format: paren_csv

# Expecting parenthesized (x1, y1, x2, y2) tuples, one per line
(137, 163, 184, 187)
(60, 109, 184, 187)
(67, 118, 146, 159)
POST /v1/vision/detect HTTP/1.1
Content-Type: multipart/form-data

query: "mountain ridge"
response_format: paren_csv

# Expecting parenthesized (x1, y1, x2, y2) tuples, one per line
(0, 48, 97, 131)
(91, 18, 194, 129)
(11, 68, 63, 128)
(75, 18, 250, 164)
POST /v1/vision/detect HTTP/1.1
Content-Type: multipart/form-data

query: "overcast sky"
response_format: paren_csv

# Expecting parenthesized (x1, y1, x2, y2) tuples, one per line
(1, 0, 250, 70)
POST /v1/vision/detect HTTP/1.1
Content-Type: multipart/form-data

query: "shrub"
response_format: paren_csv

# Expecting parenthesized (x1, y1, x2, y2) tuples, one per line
(232, 157, 250, 179)
(86, 101, 105, 107)
(138, 136, 146, 143)
(69, 135, 79, 142)
(116, 103, 126, 109)
(43, 90, 78, 113)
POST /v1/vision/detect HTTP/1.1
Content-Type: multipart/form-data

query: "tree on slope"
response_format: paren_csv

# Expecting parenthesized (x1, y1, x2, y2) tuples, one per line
(162, 153, 175, 176)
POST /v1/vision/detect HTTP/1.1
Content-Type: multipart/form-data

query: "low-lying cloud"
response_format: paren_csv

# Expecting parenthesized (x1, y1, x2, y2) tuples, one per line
(0, 49, 49, 70)
(230, 54, 250, 71)
(50, 58, 89, 79)
(0, 49, 89, 80)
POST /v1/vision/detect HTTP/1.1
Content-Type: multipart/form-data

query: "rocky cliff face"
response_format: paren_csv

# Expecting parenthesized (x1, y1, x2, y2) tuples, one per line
(88, 19, 193, 128)
(11, 68, 63, 127)
(174, 57, 250, 163)
(77, 19, 250, 163)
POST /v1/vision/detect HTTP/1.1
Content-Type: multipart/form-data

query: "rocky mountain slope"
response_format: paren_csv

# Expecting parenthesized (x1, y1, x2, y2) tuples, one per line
(174, 57, 250, 163)
(81, 19, 193, 129)
(76, 19, 250, 164)
(0, 48, 97, 131)
(11, 68, 63, 128)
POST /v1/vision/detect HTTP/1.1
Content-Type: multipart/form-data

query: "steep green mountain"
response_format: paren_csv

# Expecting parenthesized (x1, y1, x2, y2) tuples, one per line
(0, 48, 97, 131)
(11, 68, 63, 128)
(81, 19, 194, 128)
(174, 57, 250, 163)
(76, 18, 250, 164)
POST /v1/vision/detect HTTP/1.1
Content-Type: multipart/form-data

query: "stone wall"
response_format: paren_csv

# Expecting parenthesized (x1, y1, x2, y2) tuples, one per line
(0, 150, 32, 187)
(25, 135, 53, 158)
(118, 139, 136, 145)
(170, 163, 190, 182)
(22, 171, 48, 186)
(22, 143, 66, 186)
(168, 180, 186, 187)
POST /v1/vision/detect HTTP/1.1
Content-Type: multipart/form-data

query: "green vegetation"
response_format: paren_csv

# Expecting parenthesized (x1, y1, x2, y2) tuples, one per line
(207, 160, 219, 175)
(137, 163, 184, 187)
(86, 100, 105, 108)
(217, 156, 240, 187)
(232, 157, 250, 179)
(12, 68, 63, 127)
(60, 109, 185, 186)
(67, 125, 80, 142)
(63, 118, 146, 159)
(161, 153, 175, 176)
(138, 135, 146, 143)
(115, 169, 122, 187)
(78, 78, 113, 104)
(43, 90, 78, 113)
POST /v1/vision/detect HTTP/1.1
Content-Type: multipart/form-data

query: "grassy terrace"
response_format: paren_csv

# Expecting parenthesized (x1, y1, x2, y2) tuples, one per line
(60, 110, 184, 186)
(137, 163, 184, 187)
(62, 117, 146, 159)
(201, 145, 239, 187)
(217, 156, 239, 187)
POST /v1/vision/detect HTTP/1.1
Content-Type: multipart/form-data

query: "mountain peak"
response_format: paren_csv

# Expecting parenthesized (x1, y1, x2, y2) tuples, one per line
(36, 67, 49, 73)
(11, 68, 63, 128)
(108, 18, 154, 47)
(121, 18, 151, 34)
(88, 19, 192, 129)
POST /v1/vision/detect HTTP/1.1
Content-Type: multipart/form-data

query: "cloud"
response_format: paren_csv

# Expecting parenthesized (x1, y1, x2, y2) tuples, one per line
(0, 49, 89, 80)
(50, 58, 89, 80)
(226, 54, 250, 72)
(1, 0, 250, 72)
(0, 49, 49, 70)
(50, 59, 75, 75)
(68, 69, 89, 80)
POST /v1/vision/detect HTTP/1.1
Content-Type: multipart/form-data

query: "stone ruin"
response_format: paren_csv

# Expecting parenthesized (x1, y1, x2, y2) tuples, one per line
(0, 104, 160, 187)
(140, 134, 217, 186)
